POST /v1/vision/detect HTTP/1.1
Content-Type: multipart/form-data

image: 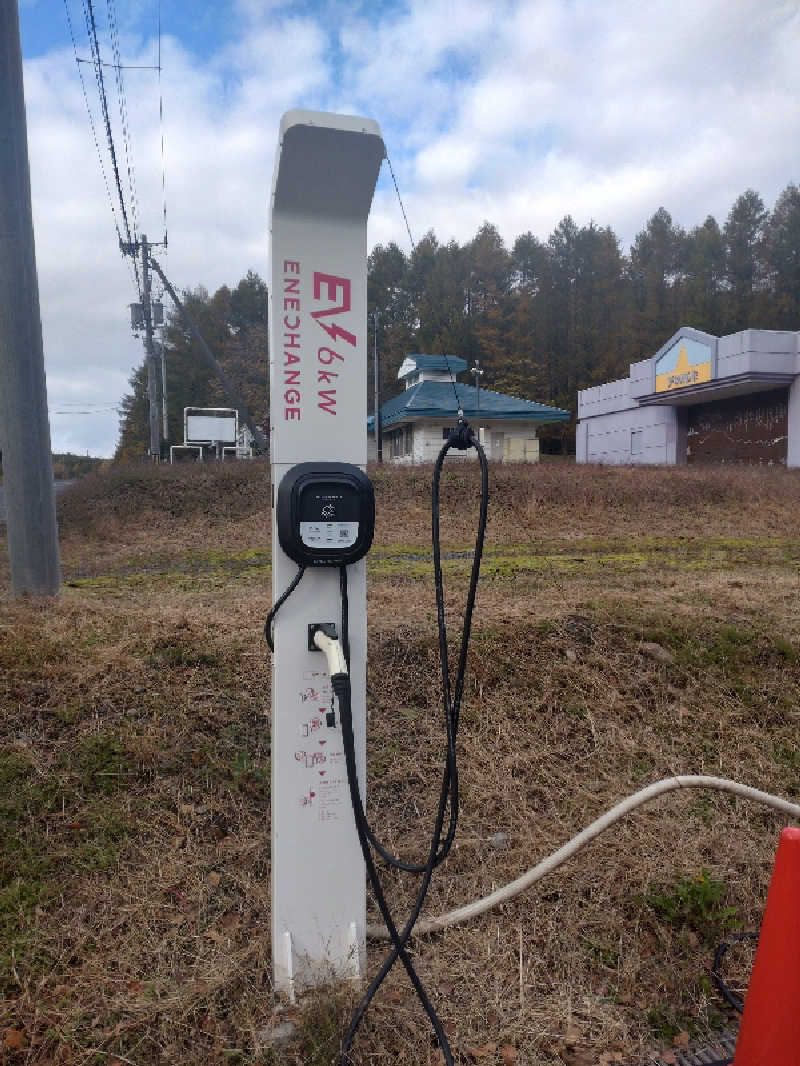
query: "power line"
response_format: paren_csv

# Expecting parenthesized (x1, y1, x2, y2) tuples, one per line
(63, 0, 171, 459)
(81, 0, 141, 293)
(51, 408, 121, 415)
(51, 402, 122, 409)
(62, 0, 121, 245)
(106, 0, 140, 242)
(66, 0, 169, 303)
(64, 0, 139, 295)
(77, 57, 160, 70)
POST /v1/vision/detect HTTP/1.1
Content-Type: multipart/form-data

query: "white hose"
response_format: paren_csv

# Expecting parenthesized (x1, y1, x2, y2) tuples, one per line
(366, 775, 800, 940)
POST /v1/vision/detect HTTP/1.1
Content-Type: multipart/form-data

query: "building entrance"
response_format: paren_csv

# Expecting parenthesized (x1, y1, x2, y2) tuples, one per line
(686, 388, 789, 464)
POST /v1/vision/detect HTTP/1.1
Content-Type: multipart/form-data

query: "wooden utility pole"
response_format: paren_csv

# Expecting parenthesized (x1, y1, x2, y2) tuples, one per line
(0, 0, 61, 595)
(140, 234, 161, 459)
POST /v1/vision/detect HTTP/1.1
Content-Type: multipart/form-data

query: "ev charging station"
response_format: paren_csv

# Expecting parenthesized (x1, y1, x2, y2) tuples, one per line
(268, 111, 385, 998)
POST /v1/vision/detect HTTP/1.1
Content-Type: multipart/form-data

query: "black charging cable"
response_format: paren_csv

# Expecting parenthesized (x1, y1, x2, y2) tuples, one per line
(332, 418, 489, 1065)
(712, 931, 759, 1013)
(264, 564, 306, 651)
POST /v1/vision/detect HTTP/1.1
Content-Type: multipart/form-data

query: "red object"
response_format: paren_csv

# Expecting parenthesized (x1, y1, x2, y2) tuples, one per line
(734, 827, 800, 1065)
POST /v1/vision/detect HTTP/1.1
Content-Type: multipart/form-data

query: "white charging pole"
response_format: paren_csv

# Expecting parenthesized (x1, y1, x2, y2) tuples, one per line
(269, 111, 384, 998)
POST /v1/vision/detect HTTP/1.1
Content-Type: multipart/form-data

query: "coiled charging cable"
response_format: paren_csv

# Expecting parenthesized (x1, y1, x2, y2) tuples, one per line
(316, 418, 488, 1065)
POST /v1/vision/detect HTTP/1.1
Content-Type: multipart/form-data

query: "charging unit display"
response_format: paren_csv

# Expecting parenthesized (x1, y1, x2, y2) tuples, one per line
(276, 463, 375, 569)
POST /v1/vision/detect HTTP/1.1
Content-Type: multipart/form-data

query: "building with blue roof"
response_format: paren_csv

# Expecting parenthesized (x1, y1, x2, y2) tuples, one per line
(369, 354, 570, 463)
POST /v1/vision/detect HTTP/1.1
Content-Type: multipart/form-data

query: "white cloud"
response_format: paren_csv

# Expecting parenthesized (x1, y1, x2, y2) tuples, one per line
(18, 0, 800, 456)
(366, 0, 799, 250)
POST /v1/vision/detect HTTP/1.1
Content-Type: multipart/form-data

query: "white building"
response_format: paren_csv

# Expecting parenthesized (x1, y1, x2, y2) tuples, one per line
(576, 327, 800, 466)
(369, 354, 570, 464)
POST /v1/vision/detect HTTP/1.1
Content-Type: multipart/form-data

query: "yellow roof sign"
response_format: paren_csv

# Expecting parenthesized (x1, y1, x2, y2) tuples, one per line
(655, 338, 712, 393)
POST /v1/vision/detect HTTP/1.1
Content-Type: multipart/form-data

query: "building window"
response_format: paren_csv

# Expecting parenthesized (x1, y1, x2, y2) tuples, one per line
(442, 426, 454, 439)
(388, 426, 413, 458)
(631, 429, 643, 456)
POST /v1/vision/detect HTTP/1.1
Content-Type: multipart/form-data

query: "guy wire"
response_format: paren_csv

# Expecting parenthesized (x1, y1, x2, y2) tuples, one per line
(386, 147, 461, 414)
(386, 151, 415, 254)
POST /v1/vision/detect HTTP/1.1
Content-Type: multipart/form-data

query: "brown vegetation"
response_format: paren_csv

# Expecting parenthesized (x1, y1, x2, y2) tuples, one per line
(2, 459, 800, 1065)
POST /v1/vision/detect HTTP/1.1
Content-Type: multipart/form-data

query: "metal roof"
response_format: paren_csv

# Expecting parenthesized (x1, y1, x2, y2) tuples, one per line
(372, 381, 570, 428)
(398, 354, 468, 377)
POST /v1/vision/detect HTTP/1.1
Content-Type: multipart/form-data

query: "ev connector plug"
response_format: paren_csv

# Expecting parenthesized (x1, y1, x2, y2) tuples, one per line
(310, 623, 348, 679)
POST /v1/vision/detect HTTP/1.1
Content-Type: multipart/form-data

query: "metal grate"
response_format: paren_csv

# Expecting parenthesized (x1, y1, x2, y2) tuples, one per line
(631, 1030, 736, 1066)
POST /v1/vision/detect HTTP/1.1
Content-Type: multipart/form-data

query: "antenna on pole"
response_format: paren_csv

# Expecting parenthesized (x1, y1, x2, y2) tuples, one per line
(470, 359, 484, 414)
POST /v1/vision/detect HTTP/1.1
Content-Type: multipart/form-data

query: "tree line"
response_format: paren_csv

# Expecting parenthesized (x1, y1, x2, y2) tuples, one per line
(116, 184, 799, 458)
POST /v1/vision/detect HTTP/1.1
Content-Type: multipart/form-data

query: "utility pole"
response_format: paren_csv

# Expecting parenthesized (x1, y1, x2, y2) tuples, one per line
(158, 335, 168, 440)
(373, 311, 382, 462)
(0, 0, 60, 596)
(140, 234, 160, 460)
(149, 255, 268, 453)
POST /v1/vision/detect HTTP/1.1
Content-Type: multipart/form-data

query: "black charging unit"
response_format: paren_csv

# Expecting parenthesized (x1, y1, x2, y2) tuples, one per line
(276, 461, 375, 568)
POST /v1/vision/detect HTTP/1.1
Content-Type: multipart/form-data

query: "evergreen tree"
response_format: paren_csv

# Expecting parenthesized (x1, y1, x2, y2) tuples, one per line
(367, 241, 413, 407)
(506, 232, 551, 400)
(628, 207, 685, 356)
(761, 183, 800, 328)
(469, 222, 513, 389)
(723, 189, 767, 329)
(682, 215, 725, 335)
(116, 363, 150, 461)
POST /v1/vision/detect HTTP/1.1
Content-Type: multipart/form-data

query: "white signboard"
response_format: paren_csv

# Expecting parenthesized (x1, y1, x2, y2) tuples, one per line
(186, 413, 237, 443)
(269, 110, 384, 997)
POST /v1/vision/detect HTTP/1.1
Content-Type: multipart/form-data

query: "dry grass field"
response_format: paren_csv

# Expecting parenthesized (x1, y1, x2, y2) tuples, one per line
(2, 459, 800, 1066)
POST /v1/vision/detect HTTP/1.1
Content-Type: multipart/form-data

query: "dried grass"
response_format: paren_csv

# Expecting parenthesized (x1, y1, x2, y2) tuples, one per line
(1, 460, 800, 1065)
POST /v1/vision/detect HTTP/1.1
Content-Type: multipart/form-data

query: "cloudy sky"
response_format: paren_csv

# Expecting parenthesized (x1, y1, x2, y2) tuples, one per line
(17, 0, 800, 457)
